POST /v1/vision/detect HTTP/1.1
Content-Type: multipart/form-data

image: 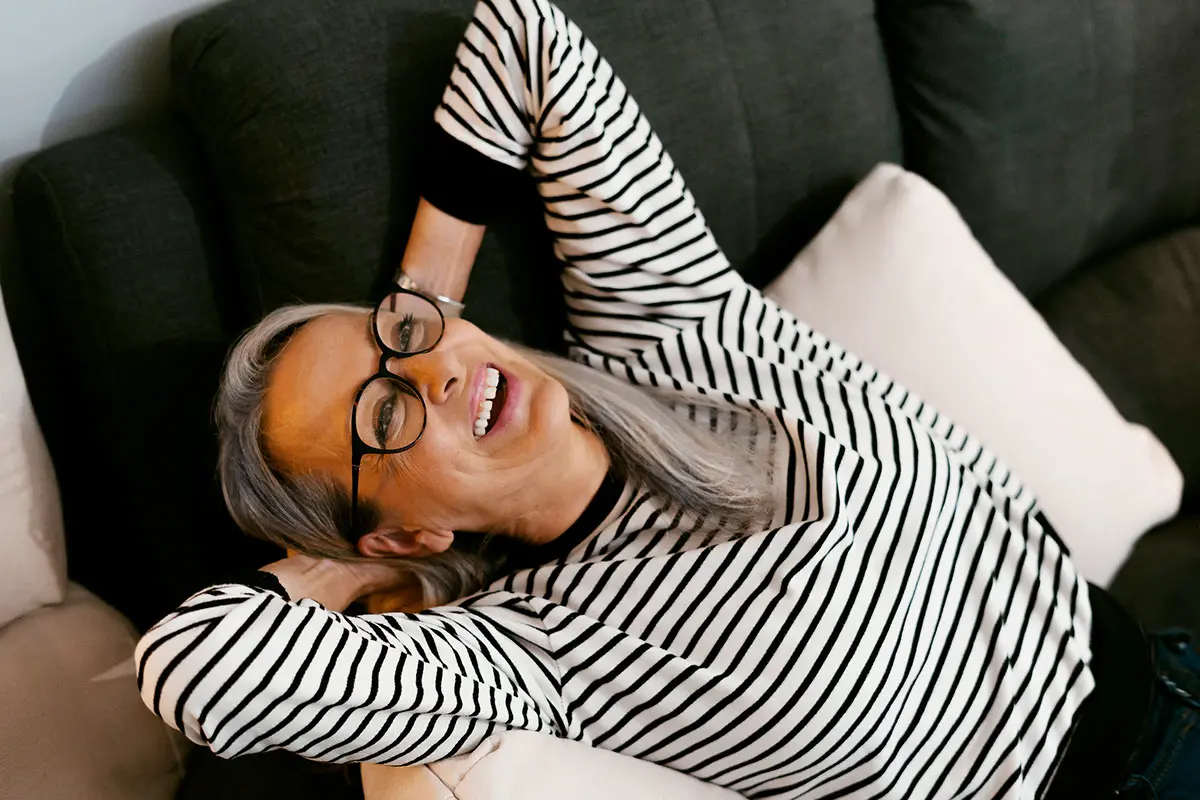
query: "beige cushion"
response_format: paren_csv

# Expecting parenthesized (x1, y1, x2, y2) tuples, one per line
(0, 295, 65, 627)
(362, 730, 742, 800)
(0, 584, 188, 800)
(765, 163, 1184, 586)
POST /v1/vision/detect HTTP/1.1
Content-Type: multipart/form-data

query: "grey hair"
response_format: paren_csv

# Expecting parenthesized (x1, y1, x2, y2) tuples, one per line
(216, 302, 773, 607)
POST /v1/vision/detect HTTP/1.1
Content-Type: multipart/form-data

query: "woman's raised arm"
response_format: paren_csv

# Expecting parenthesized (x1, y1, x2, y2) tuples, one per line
(418, 0, 745, 363)
(393, 198, 485, 314)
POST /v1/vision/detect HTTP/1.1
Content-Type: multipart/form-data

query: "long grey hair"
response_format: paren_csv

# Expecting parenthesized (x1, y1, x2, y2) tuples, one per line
(216, 302, 774, 606)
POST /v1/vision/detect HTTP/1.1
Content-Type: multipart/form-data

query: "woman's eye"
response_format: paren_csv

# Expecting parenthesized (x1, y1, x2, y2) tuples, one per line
(394, 314, 419, 351)
(375, 393, 397, 447)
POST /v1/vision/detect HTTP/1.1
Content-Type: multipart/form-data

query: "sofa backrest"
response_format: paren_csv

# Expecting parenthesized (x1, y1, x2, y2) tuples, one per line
(170, 0, 905, 344)
(880, 0, 1200, 297)
(173, 0, 1200, 323)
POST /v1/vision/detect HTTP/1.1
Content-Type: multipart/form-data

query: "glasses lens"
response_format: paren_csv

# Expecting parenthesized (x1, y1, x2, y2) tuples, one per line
(355, 377, 426, 451)
(376, 292, 443, 355)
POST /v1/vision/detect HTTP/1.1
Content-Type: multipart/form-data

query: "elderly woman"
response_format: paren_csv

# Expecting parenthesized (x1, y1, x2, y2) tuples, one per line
(136, 1, 1200, 797)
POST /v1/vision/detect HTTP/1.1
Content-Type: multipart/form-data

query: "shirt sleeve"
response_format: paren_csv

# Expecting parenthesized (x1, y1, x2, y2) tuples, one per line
(430, 0, 1032, 512)
(431, 0, 744, 362)
(136, 584, 564, 764)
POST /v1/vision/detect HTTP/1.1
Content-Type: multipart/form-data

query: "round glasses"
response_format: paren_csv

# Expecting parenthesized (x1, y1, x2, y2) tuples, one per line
(348, 288, 446, 535)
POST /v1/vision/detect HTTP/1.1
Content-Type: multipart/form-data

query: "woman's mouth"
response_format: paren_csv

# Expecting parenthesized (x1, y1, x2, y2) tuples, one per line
(473, 365, 509, 440)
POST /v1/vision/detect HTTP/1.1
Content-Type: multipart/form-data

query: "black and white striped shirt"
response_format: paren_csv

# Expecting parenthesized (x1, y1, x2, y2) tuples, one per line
(137, 1, 1094, 796)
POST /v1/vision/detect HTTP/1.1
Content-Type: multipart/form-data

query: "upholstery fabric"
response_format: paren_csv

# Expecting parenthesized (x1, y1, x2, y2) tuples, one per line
(176, 748, 363, 800)
(0, 286, 65, 628)
(0, 584, 187, 800)
(170, 0, 902, 343)
(11, 121, 278, 630)
(764, 164, 1182, 586)
(1109, 515, 1200, 637)
(1039, 228, 1200, 513)
(881, 0, 1200, 298)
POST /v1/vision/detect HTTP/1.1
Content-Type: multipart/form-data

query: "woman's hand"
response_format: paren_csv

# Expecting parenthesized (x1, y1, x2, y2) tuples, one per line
(261, 554, 425, 613)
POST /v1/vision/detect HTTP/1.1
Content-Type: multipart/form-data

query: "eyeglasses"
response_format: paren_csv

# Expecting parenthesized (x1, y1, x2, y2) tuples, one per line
(348, 287, 446, 536)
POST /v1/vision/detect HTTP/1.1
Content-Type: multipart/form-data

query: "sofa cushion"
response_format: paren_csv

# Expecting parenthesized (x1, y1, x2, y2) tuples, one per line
(0, 288, 65, 628)
(881, 0, 1200, 298)
(170, 0, 903, 342)
(1039, 227, 1200, 512)
(0, 584, 187, 800)
(764, 164, 1182, 586)
(1109, 515, 1200, 636)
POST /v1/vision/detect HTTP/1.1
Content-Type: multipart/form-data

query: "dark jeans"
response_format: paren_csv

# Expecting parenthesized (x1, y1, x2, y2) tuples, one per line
(1116, 631, 1200, 799)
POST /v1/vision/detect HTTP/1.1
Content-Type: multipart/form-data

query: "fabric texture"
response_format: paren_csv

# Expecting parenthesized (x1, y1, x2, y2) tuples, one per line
(169, 0, 901, 345)
(881, 0, 1200, 298)
(1109, 516, 1200, 639)
(0, 584, 187, 800)
(1038, 228, 1200, 513)
(764, 163, 1183, 586)
(138, 3, 1093, 797)
(362, 731, 742, 799)
(11, 121, 279, 631)
(0, 285, 64, 627)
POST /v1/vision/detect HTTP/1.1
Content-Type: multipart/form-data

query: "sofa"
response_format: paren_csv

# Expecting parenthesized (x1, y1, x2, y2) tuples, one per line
(6, 0, 1200, 796)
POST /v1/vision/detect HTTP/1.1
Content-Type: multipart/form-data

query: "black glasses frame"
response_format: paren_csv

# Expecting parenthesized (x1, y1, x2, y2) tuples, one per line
(348, 287, 446, 536)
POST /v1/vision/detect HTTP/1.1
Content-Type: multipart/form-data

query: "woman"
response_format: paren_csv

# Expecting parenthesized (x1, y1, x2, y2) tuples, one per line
(137, 1, 1199, 797)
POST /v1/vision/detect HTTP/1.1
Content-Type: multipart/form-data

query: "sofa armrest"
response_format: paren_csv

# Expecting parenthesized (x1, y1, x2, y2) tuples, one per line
(10, 118, 277, 630)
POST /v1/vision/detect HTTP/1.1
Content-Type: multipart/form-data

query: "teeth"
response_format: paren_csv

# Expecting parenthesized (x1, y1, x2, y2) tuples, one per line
(474, 367, 501, 439)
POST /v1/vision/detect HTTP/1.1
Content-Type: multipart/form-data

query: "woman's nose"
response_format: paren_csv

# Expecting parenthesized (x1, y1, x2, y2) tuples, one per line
(395, 351, 460, 407)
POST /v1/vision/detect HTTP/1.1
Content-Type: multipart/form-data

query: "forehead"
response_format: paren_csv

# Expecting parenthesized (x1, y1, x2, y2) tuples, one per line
(262, 311, 376, 475)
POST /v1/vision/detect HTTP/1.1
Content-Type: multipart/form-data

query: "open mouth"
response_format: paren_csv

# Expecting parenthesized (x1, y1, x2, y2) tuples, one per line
(473, 366, 509, 440)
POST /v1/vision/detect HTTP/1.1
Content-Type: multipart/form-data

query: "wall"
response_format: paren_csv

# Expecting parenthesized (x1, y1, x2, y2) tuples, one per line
(0, 0, 227, 293)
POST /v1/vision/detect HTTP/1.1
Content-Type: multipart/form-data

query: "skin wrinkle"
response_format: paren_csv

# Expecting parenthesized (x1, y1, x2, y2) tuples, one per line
(262, 309, 611, 559)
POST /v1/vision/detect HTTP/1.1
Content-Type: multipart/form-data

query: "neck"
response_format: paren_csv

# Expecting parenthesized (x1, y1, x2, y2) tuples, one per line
(511, 424, 611, 545)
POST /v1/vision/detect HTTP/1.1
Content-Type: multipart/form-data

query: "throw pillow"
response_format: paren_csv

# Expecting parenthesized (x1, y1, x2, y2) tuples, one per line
(1038, 227, 1200, 512)
(764, 163, 1182, 586)
(362, 730, 742, 800)
(0, 295, 65, 626)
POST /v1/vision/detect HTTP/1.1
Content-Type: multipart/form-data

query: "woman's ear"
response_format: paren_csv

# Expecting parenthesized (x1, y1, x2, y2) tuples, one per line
(357, 528, 454, 559)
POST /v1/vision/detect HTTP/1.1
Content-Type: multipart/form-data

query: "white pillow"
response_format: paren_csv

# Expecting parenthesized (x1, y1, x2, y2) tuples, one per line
(362, 731, 742, 800)
(0, 292, 66, 627)
(765, 163, 1182, 586)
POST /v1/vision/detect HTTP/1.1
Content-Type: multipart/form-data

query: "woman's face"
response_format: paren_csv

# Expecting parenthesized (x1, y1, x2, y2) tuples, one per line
(262, 310, 604, 556)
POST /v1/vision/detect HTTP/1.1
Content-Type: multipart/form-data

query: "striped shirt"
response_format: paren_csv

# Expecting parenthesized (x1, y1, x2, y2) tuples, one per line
(136, 1, 1094, 796)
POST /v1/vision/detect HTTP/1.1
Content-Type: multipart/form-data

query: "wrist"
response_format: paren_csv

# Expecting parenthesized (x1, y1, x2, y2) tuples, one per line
(396, 197, 484, 315)
(394, 271, 465, 318)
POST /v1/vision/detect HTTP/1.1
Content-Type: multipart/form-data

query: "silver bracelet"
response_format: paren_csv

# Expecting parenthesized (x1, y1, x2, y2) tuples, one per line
(395, 272, 466, 318)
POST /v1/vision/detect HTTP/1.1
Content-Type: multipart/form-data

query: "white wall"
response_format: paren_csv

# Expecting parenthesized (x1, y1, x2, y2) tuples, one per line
(0, 0, 228, 292)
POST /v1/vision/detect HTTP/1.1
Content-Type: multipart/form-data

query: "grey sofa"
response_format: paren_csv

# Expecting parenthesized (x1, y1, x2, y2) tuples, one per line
(7, 0, 1200, 795)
